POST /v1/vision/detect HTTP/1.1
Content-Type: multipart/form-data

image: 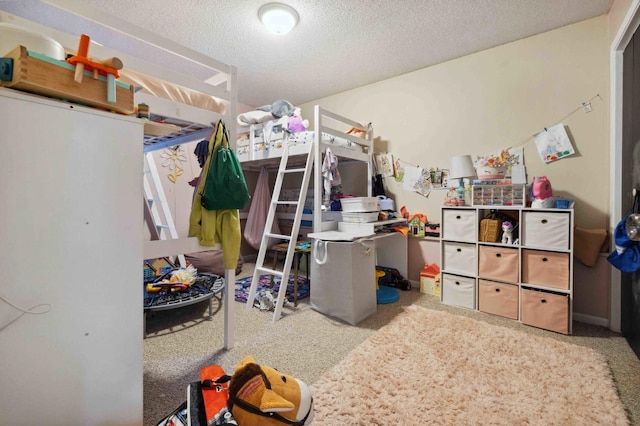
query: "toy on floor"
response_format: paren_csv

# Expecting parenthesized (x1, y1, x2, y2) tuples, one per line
(228, 356, 314, 426)
(376, 265, 412, 291)
(501, 221, 514, 245)
(376, 269, 399, 304)
(254, 289, 293, 311)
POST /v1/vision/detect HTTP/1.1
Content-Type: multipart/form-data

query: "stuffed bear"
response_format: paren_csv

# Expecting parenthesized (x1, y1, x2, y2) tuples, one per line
(228, 356, 314, 426)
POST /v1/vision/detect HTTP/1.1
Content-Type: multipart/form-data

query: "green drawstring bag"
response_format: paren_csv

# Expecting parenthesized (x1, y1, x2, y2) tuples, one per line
(201, 120, 251, 210)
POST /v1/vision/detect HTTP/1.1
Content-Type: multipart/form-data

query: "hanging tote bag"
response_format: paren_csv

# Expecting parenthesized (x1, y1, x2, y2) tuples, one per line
(201, 120, 251, 211)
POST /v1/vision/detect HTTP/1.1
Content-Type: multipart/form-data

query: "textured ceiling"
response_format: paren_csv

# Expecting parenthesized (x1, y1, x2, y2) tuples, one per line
(0, 0, 612, 108)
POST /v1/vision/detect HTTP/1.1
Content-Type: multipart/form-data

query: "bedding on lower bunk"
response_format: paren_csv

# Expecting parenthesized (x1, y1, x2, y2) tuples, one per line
(236, 130, 364, 162)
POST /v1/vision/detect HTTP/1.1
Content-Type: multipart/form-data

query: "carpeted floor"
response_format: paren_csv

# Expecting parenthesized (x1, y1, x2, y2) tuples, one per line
(234, 274, 310, 304)
(312, 305, 629, 425)
(143, 263, 640, 426)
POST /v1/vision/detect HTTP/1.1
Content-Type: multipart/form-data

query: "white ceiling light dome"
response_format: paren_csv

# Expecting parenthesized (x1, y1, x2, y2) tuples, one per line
(259, 3, 299, 35)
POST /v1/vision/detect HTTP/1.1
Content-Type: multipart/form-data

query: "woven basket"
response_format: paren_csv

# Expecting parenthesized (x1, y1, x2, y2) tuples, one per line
(479, 217, 502, 242)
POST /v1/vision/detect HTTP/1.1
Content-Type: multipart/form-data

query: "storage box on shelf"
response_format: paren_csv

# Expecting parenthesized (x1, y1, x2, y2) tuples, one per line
(440, 205, 574, 334)
(472, 184, 525, 206)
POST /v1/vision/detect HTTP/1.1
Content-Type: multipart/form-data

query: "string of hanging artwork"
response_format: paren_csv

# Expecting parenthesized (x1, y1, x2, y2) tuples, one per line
(382, 94, 601, 198)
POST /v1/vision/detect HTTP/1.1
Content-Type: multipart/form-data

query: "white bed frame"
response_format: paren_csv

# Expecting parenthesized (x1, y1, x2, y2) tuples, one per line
(239, 105, 374, 233)
(1, 1, 238, 348)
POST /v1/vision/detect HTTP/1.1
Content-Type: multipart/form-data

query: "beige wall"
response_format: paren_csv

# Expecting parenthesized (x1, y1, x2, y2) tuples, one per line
(299, 16, 610, 229)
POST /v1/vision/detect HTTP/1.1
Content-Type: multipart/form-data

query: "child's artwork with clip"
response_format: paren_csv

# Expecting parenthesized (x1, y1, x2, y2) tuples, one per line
(375, 152, 395, 177)
(534, 123, 575, 163)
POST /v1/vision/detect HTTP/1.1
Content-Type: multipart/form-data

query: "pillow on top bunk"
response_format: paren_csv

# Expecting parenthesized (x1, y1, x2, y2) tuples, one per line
(237, 110, 273, 125)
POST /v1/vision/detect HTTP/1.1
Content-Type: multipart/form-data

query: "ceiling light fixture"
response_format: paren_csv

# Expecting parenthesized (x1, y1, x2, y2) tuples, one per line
(259, 3, 299, 35)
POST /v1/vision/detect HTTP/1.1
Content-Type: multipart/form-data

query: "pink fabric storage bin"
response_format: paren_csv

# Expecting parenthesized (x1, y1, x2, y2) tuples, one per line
(443, 242, 476, 276)
(478, 279, 519, 320)
(478, 245, 518, 283)
(520, 288, 569, 334)
(521, 249, 569, 290)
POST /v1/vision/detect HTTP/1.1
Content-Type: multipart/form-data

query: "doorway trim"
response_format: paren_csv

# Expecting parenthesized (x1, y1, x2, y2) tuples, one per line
(610, 0, 640, 332)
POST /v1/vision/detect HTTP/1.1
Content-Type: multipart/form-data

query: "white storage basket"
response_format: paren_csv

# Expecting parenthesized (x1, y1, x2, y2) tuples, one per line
(340, 197, 380, 212)
(341, 211, 379, 223)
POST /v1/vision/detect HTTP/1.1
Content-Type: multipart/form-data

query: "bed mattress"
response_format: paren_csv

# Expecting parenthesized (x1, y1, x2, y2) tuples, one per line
(236, 130, 363, 162)
(118, 68, 225, 114)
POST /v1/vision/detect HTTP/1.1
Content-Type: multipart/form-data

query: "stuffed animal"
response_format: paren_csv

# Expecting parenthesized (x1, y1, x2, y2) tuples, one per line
(502, 221, 514, 245)
(254, 289, 293, 311)
(287, 108, 309, 133)
(530, 176, 554, 208)
(228, 356, 314, 426)
(257, 99, 295, 119)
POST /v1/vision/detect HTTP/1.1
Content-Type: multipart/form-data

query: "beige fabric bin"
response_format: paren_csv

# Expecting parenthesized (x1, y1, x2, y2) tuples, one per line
(443, 242, 476, 276)
(442, 209, 476, 242)
(520, 288, 569, 334)
(478, 245, 519, 283)
(478, 279, 519, 319)
(521, 249, 569, 290)
(522, 211, 570, 250)
(442, 273, 476, 310)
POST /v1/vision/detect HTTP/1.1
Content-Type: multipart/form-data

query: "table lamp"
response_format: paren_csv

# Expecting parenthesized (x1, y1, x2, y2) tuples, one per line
(449, 155, 477, 206)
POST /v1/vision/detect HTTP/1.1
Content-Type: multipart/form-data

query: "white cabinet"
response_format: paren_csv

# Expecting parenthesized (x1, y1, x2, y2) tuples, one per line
(440, 205, 574, 334)
(0, 89, 144, 424)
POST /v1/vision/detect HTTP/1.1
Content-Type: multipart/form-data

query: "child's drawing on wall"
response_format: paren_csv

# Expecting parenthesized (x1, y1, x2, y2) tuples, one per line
(534, 123, 575, 163)
(376, 152, 394, 177)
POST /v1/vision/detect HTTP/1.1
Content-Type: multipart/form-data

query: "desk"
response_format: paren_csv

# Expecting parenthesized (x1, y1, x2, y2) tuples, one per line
(270, 241, 311, 306)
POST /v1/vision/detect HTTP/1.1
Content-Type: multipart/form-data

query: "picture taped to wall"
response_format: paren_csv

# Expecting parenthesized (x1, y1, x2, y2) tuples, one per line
(395, 158, 406, 182)
(534, 123, 575, 163)
(375, 152, 395, 177)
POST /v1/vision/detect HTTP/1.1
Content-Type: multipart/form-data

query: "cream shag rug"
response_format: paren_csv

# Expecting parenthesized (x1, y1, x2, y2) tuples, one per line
(311, 306, 629, 425)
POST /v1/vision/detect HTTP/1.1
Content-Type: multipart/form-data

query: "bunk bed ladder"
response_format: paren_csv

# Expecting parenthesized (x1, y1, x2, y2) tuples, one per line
(246, 140, 315, 321)
(143, 152, 186, 267)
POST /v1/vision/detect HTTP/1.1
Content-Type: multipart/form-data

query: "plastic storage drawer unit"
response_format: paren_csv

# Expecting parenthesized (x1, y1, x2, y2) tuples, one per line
(478, 279, 519, 319)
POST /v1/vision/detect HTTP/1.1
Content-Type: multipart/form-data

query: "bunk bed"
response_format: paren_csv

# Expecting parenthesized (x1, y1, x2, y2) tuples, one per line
(238, 105, 374, 234)
(0, 1, 238, 349)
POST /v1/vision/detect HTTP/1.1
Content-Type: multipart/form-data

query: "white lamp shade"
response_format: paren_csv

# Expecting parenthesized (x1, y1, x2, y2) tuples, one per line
(259, 3, 299, 35)
(449, 155, 477, 179)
